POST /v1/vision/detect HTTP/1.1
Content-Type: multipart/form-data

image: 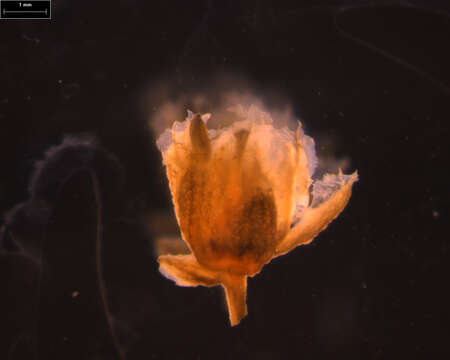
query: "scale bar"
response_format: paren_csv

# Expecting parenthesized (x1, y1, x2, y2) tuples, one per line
(4, 10, 47, 13)
(1, 0, 51, 19)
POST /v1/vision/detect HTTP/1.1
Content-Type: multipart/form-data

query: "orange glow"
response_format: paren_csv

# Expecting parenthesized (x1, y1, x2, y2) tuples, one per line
(156, 105, 358, 326)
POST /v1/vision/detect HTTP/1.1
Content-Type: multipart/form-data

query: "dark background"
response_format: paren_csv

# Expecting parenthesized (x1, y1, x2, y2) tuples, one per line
(0, 1, 449, 359)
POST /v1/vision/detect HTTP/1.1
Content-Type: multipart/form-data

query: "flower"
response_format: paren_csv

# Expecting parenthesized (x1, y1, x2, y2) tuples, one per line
(156, 105, 358, 326)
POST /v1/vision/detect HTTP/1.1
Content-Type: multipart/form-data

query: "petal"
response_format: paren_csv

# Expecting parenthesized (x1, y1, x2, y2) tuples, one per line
(310, 171, 357, 208)
(155, 128, 172, 164)
(244, 119, 302, 237)
(158, 254, 221, 287)
(301, 134, 318, 178)
(189, 114, 211, 159)
(294, 121, 318, 178)
(189, 114, 211, 154)
(186, 109, 195, 120)
(201, 113, 211, 123)
(275, 171, 358, 257)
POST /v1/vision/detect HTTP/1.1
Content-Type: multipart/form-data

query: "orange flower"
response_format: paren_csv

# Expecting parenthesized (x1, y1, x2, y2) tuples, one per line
(156, 105, 358, 326)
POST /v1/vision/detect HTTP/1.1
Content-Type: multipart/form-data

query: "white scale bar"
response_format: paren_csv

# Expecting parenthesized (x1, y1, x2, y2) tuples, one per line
(4, 11, 47, 13)
(1, 2, 51, 19)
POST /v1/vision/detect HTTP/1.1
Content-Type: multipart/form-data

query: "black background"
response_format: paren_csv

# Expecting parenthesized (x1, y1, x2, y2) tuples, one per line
(0, 1, 449, 359)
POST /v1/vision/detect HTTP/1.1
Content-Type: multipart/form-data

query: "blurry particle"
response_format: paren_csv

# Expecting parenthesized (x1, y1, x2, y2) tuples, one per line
(94, 70, 107, 80)
(375, 348, 384, 357)
(58, 79, 63, 84)
(1, 97, 8, 104)
(405, 136, 409, 141)
(63, 337, 68, 342)
(123, 83, 128, 89)
(323, 112, 328, 119)
(61, 82, 80, 100)
(383, 89, 389, 95)
(338, 111, 344, 117)
(361, 282, 367, 289)
(22, 33, 40, 44)
(392, 296, 400, 305)
(71, 291, 80, 298)
(25, 95, 31, 101)
(432, 210, 440, 218)
(317, 90, 321, 96)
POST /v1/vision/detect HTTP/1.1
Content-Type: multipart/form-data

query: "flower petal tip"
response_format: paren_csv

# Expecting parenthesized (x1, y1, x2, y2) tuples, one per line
(201, 113, 211, 122)
(158, 254, 221, 287)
